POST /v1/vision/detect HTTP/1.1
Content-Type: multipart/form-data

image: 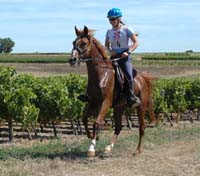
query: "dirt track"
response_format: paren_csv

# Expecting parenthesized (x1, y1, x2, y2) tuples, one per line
(64, 139, 200, 176)
(1, 127, 200, 176)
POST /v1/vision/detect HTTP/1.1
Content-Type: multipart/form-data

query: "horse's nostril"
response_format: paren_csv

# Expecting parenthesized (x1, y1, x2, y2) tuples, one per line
(69, 57, 78, 66)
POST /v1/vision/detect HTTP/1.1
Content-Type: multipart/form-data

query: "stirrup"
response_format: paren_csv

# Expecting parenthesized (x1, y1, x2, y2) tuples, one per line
(77, 94, 89, 102)
(127, 96, 141, 108)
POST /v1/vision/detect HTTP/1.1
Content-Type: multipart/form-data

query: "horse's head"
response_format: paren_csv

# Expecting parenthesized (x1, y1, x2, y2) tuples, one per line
(69, 26, 93, 66)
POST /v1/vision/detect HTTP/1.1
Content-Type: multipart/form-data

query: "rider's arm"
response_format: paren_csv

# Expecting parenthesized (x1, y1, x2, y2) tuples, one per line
(121, 28, 139, 58)
(129, 33, 139, 53)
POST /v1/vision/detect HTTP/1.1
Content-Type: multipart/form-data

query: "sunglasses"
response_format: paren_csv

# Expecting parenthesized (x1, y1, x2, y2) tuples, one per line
(109, 17, 118, 21)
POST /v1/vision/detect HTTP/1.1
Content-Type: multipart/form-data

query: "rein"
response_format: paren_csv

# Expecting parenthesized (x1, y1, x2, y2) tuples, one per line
(80, 57, 121, 62)
(80, 57, 121, 69)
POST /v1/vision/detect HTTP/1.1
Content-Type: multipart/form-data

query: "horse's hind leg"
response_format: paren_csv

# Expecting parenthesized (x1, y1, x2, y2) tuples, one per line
(148, 96, 156, 125)
(105, 106, 125, 154)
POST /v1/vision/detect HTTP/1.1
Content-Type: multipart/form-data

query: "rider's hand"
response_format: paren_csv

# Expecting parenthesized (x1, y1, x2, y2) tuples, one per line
(121, 52, 129, 58)
(111, 51, 116, 56)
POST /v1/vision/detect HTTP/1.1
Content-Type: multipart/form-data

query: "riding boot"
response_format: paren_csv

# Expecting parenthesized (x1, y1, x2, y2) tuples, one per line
(77, 92, 89, 102)
(127, 80, 141, 107)
(113, 92, 126, 107)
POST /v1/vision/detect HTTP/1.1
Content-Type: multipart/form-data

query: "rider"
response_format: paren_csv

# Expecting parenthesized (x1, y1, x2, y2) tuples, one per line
(78, 8, 141, 107)
(105, 8, 141, 107)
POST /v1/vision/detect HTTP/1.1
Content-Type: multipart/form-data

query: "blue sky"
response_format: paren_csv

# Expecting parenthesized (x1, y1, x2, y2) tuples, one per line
(0, 0, 200, 53)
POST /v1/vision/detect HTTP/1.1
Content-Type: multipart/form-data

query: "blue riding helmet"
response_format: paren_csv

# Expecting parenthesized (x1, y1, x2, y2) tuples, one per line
(107, 8, 122, 18)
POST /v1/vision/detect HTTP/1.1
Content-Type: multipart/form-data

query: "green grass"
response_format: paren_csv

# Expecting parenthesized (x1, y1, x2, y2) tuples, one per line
(0, 138, 91, 160)
(144, 126, 200, 145)
(0, 125, 200, 160)
(142, 55, 200, 61)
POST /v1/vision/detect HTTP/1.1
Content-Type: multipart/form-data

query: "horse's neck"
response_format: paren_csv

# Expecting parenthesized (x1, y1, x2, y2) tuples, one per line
(86, 58, 101, 82)
(86, 47, 104, 71)
(86, 53, 103, 82)
(86, 43, 113, 82)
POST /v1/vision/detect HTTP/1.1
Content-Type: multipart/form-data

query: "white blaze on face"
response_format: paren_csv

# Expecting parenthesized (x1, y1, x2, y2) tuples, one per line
(72, 49, 79, 58)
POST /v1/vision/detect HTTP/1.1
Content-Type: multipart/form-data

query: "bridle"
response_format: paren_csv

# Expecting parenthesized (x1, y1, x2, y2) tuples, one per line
(69, 35, 92, 66)
(70, 34, 122, 66)
(73, 35, 91, 54)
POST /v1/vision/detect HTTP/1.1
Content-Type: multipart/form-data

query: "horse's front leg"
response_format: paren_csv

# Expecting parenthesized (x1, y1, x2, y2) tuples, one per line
(134, 104, 146, 155)
(82, 104, 96, 139)
(87, 98, 112, 157)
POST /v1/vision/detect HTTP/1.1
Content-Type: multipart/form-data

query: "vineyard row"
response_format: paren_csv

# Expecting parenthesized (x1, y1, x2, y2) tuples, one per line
(0, 66, 199, 141)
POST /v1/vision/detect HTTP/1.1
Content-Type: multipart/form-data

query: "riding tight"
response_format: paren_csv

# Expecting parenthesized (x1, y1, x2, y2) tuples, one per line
(117, 56, 136, 81)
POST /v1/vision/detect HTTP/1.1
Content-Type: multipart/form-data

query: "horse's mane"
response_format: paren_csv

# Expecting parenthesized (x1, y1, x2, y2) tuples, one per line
(92, 38, 109, 60)
(86, 29, 109, 60)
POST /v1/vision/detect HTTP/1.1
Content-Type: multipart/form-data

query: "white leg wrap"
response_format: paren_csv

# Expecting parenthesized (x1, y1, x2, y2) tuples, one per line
(88, 139, 96, 152)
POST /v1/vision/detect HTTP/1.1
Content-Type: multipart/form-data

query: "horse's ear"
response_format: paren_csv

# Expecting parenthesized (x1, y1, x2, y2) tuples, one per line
(75, 26, 81, 36)
(83, 26, 89, 35)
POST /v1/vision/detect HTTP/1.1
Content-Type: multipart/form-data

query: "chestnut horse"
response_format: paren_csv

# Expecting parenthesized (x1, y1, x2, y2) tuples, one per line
(70, 26, 156, 156)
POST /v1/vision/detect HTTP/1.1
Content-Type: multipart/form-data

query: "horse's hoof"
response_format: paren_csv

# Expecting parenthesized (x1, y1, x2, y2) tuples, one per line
(87, 150, 96, 157)
(104, 145, 112, 154)
(133, 149, 141, 156)
(105, 145, 112, 152)
(104, 145, 113, 157)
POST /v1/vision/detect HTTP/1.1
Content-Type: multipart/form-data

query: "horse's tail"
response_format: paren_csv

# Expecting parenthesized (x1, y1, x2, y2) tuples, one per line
(140, 72, 156, 92)
(141, 72, 157, 124)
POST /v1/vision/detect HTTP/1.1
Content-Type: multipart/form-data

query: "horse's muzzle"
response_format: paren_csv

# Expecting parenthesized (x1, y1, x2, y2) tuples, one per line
(69, 57, 80, 67)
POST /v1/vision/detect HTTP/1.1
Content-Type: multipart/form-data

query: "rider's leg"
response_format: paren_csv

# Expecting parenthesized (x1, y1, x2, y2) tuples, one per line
(127, 80, 141, 107)
(119, 57, 141, 107)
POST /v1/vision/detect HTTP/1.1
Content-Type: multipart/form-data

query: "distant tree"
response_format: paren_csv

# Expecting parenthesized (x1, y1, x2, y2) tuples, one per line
(0, 38, 15, 53)
(0, 39, 3, 53)
(185, 50, 193, 53)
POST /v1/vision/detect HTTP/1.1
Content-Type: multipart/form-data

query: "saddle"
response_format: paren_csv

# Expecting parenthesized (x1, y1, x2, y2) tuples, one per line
(112, 61, 125, 92)
(111, 60, 137, 107)
(111, 55, 137, 93)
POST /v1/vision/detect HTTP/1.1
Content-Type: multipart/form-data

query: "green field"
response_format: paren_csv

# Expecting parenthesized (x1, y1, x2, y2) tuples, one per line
(0, 53, 70, 63)
(0, 52, 200, 66)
